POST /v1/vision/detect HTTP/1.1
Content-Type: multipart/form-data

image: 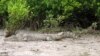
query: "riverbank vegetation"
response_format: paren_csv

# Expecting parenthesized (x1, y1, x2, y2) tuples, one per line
(0, 0, 100, 32)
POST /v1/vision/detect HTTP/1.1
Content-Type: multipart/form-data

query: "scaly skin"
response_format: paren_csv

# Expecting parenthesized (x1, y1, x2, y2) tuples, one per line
(4, 31, 78, 41)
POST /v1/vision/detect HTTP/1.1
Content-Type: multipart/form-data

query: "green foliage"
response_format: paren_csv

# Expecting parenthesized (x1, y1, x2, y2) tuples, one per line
(0, 0, 100, 31)
(96, 2, 100, 17)
(6, 0, 29, 31)
(27, 0, 44, 16)
(0, 0, 8, 28)
(0, 0, 7, 14)
(26, 0, 45, 30)
(71, 0, 99, 28)
(43, 0, 81, 28)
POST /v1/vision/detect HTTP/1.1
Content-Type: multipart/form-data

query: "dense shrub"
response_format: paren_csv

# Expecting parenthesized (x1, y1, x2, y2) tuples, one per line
(96, 1, 100, 29)
(43, 0, 81, 28)
(6, 0, 29, 32)
(0, 0, 8, 28)
(0, 0, 7, 14)
(26, 0, 46, 30)
(0, 0, 100, 31)
(72, 0, 98, 28)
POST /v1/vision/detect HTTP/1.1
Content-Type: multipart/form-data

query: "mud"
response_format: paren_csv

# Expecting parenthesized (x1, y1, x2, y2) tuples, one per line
(0, 30, 100, 56)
